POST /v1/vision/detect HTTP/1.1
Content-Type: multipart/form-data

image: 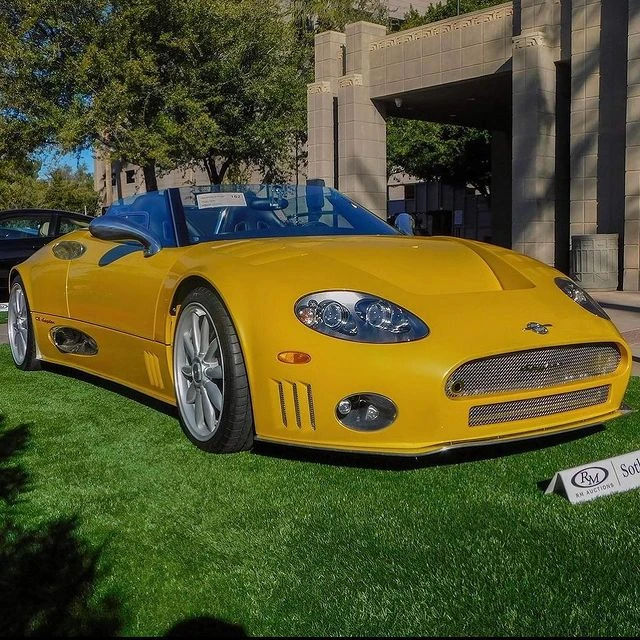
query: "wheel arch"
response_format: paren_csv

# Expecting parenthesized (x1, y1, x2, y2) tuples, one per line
(8, 267, 22, 288)
(165, 274, 245, 348)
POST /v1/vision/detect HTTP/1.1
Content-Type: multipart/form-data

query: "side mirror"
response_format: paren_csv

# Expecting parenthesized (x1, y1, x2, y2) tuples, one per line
(89, 216, 161, 257)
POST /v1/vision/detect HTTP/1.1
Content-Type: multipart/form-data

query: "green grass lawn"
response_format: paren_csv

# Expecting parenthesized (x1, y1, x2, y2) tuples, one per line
(1, 344, 640, 636)
(0, 312, 6, 324)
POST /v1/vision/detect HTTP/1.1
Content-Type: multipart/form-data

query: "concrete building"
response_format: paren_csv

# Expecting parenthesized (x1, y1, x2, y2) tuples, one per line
(307, 0, 640, 290)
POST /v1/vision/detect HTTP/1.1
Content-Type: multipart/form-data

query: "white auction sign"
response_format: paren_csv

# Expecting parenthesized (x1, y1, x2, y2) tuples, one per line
(0, 303, 7, 312)
(196, 192, 247, 209)
(545, 449, 640, 503)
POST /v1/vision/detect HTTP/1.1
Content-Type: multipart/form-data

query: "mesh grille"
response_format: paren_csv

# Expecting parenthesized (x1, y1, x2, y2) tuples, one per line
(469, 385, 610, 427)
(446, 343, 620, 398)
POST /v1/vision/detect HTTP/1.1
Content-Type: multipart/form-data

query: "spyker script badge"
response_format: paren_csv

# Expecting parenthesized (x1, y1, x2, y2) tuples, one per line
(524, 322, 552, 335)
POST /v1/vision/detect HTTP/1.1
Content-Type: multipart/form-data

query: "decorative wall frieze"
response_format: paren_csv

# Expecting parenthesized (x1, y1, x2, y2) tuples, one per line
(307, 81, 332, 95)
(512, 32, 548, 49)
(338, 74, 363, 88)
(369, 2, 513, 51)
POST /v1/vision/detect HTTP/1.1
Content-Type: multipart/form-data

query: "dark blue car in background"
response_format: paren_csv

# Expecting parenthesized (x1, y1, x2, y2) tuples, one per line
(0, 208, 93, 295)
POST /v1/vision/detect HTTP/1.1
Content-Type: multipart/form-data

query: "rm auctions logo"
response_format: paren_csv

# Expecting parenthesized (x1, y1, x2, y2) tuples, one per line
(570, 466, 609, 489)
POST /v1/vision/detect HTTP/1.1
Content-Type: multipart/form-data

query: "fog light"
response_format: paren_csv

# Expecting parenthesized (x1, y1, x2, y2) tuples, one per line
(337, 399, 352, 415)
(335, 393, 397, 431)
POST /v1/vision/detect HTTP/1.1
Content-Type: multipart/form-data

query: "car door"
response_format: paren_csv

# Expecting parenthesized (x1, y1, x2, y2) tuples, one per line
(0, 211, 54, 289)
(65, 233, 179, 341)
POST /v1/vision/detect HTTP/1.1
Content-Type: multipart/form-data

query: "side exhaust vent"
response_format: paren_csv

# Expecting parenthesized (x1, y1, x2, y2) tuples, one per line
(50, 327, 98, 356)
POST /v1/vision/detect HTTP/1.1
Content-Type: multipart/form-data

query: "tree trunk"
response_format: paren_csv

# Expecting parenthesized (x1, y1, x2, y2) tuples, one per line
(143, 163, 158, 192)
(203, 156, 231, 184)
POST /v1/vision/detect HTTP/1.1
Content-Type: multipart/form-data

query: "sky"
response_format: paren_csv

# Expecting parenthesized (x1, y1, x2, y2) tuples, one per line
(37, 147, 94, 178)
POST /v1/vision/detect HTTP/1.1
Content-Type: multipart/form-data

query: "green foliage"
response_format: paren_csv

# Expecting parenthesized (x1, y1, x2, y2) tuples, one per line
(0, 158, 99, 213)
(40, 166, 100, 214)
(387, 118, 491, 197)
(399, 0, 505, 31)
(0, 0, 308, 187)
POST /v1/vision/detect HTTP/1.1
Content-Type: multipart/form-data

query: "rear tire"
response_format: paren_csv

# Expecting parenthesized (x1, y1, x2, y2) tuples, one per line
(172, 286, 254, 453)
(8, 277, 40, 371)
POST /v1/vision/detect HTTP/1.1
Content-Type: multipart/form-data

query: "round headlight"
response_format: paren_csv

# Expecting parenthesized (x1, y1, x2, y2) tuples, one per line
(365, 301, 392, 329)
(555, 277, 610, 319)
(321, 301, 348, 329)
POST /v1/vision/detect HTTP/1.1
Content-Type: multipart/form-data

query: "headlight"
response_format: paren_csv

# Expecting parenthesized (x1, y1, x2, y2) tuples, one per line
(555, 277, 610, 319)
(294, 291, 429, 343)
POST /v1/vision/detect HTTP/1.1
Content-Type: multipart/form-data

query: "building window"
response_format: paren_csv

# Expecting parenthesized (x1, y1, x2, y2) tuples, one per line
(125, 170, 136, 184)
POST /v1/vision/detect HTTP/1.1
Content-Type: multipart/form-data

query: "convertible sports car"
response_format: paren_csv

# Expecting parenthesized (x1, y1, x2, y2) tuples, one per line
(6, 183, 633, 455)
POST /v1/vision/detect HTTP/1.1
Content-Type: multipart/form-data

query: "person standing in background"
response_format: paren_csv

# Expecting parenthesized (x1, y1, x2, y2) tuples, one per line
(394, 211, 414, 235)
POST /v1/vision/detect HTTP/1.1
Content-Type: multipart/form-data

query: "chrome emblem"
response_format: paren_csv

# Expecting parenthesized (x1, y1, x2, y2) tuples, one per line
(524, 322, 552, 335)
(520, 361, 565, 373)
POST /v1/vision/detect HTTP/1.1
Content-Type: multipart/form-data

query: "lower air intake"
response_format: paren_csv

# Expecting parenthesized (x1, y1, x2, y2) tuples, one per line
(469, 385, 610, 427)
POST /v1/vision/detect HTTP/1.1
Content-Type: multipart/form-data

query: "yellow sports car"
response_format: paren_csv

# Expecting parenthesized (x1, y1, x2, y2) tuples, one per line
(7, 183, 632, 455)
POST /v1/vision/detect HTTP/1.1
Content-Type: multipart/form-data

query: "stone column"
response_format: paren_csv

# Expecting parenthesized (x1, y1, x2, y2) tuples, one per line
(307, 31, 346, 187)
(569, 0, 601, 240)
(625, 0, 640, 290)
(338, 22, 387, 218)
(511, 31, 557, 265)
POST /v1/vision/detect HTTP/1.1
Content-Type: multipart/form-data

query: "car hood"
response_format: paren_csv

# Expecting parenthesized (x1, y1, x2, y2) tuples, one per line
(177, 234, 622, 358)
(191, 234, 534, 297)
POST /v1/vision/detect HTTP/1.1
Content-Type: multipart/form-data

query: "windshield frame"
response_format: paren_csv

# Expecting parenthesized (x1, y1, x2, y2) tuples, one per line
(169, 184, 399, 246)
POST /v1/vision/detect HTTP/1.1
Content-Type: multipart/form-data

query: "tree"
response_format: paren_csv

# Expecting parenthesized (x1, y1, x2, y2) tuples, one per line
(387, 119, 491, 198)
(41, 166, 100, 214)
(160, 0, 305, 184)
(0, 0, 307, 189)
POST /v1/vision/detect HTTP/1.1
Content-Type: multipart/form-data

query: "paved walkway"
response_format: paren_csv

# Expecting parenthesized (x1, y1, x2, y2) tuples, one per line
(1, 292, 640, 373)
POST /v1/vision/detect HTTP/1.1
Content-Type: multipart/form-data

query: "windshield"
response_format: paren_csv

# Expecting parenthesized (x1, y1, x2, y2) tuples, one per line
(176, 184, 398, 243)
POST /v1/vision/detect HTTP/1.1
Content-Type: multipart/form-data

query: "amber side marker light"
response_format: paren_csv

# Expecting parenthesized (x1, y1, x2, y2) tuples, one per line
(277, 351, 312, 364)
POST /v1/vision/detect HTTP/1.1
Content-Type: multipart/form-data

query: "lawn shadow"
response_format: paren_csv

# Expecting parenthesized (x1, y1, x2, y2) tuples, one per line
(0, 419, 30, 503)
(41, 361, 178, 419)
(253, 424, 605, 471)
(165, 616, 246, 637)
(0, 413, 124, 636)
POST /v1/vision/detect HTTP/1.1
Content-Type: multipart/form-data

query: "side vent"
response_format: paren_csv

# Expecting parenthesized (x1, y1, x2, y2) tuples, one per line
(50, 327, 98, 356)
(144, 352, 164, 389)
(273, 380, 316, 430)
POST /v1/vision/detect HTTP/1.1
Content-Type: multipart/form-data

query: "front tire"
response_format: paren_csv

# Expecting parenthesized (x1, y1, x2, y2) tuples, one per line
(173, 287, 254, 453)
(7, 277, 40, 371)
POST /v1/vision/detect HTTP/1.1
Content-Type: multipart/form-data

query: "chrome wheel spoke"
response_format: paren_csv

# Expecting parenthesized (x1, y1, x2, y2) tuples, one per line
(186, 384, 197, 404)
(204, 338, 218, 362)
(194, 389, 205, 427)
(200, 319, 210, 357)
(205, 363, 222, 380)
(201, 391, 217, 431)
(204, 380, 223, 412)
(191, 312, 201, 355)
(183, 330, 195, 363)
(181, 365, 193, 378)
